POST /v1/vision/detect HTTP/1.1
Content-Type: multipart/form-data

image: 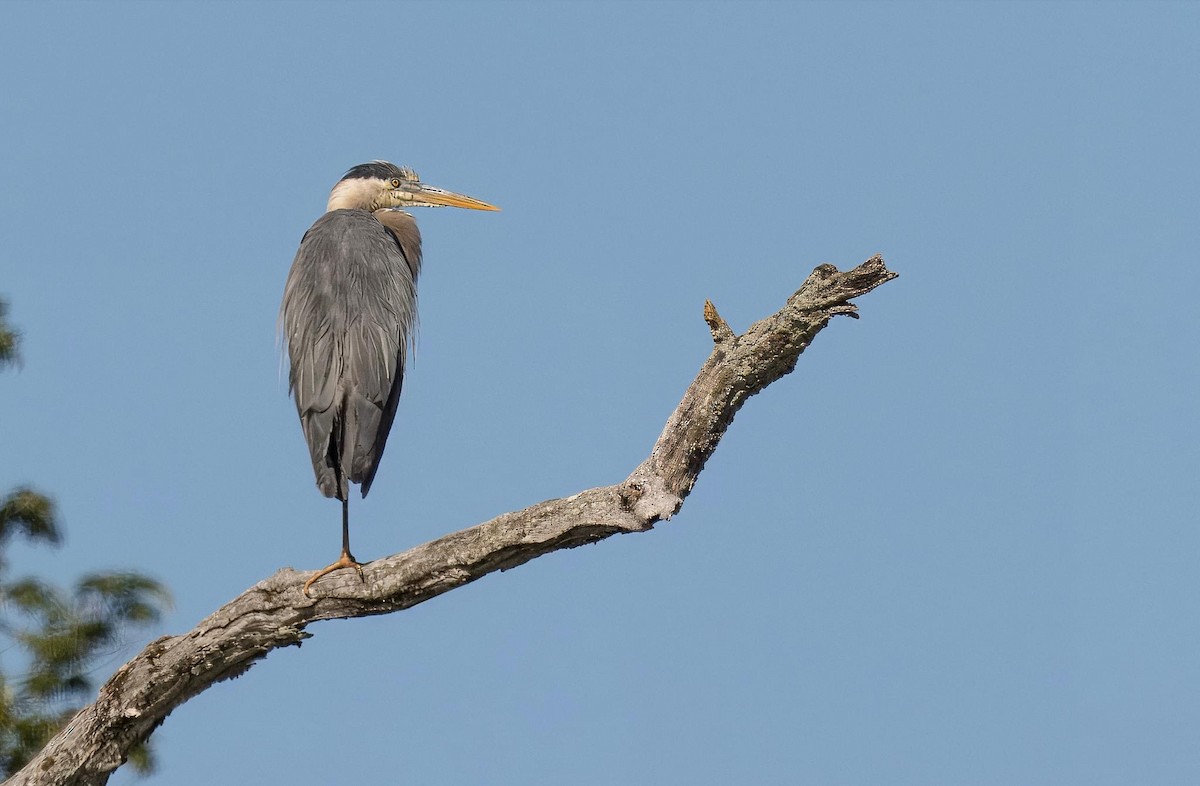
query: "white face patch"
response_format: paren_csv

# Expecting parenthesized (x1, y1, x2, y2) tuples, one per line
(326, 177, 388, 212)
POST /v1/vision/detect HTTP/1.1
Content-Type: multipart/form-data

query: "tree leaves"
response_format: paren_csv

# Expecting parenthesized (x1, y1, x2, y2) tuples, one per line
(0, 298, 19, 369)
(0, 535, 173, 776)
(0, 298, 171, 776)
(0, 488, 62, 554)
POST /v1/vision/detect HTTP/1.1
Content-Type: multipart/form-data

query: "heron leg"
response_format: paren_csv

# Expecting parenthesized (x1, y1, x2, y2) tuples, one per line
(302, 497, 366, 596)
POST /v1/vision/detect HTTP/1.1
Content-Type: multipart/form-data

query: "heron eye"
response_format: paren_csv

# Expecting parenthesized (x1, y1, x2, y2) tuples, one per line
(390, 178, 402, 188)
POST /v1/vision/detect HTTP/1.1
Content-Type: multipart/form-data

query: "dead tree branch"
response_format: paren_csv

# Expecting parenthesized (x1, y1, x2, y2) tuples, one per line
(8, 255, 897, 786)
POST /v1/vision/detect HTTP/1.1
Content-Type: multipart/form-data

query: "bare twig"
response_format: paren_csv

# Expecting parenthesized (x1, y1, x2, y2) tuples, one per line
(7, 255, 897, 786)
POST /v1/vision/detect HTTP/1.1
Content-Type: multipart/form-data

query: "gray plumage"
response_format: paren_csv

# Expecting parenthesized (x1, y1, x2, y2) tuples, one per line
(280, 163, 497, 598)
(279, 161, 497, 528)
(280, 207, 421, 500)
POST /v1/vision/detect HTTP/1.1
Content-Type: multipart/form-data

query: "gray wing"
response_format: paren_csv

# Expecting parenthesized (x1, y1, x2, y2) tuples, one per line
(279, 208, 422, 499)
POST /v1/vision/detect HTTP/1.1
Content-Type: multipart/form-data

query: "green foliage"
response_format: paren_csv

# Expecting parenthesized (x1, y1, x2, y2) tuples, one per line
(0, 558, 172, 774)
(0, 298, 18, 369)
(0, 487, 62, 557)
(0, 299, 171, 777)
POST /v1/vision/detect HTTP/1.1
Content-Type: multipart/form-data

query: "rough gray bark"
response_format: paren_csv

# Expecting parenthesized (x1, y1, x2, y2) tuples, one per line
(7, 256, 897, 786)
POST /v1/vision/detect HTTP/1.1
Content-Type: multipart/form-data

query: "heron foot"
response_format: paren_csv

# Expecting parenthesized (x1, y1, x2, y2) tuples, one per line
(302, 550, 366, 596)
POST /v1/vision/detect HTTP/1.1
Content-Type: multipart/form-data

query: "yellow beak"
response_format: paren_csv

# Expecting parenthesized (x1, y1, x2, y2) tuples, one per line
(396, 182, 500, 211)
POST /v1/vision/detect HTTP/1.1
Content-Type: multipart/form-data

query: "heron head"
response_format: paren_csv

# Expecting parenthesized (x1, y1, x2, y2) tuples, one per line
(326, 161, 500, 214)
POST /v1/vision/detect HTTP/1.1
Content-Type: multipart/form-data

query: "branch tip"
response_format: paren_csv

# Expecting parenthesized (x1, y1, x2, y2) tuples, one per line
(703, 299, 735, 344)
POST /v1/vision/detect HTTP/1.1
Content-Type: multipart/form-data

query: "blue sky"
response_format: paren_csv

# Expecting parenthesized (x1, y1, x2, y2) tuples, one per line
(2, 1, 1198, 783)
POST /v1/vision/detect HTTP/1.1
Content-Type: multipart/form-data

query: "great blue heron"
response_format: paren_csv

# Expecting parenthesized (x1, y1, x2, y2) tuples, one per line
(280, 161, 498, 595)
